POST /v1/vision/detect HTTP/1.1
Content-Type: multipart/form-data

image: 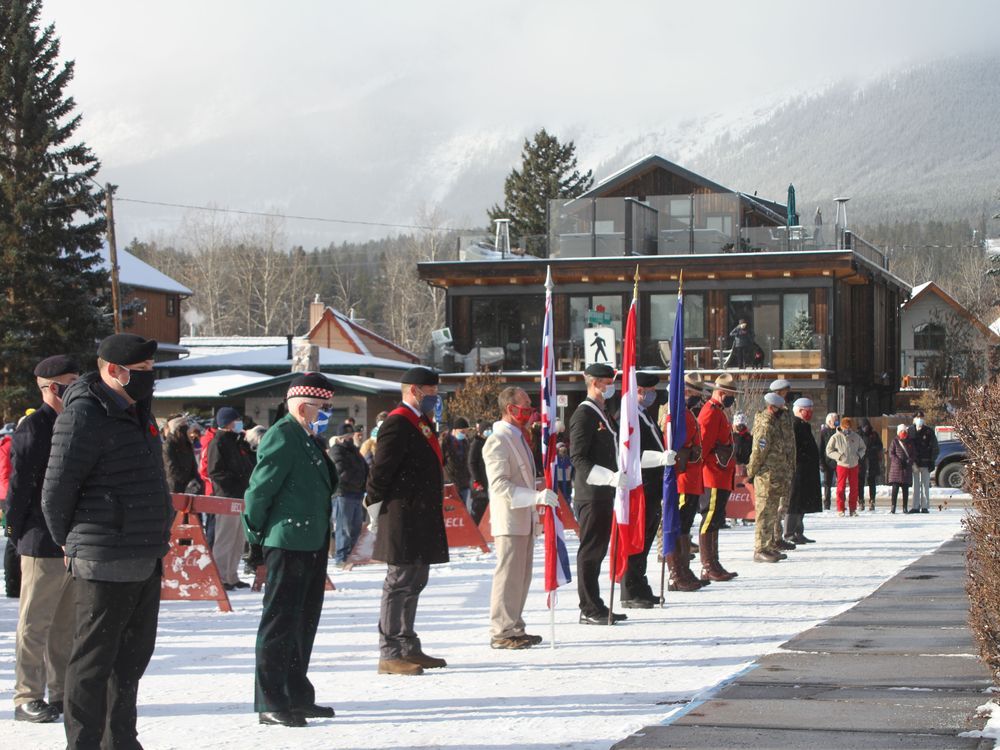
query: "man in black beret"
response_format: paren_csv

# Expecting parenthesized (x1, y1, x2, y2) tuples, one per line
(442, 415, 473, 514)
(41, 333, 171, 748)
(571, 363, 628, 625)
(6, 355, 80, 723)
(365, 365, 449, 674)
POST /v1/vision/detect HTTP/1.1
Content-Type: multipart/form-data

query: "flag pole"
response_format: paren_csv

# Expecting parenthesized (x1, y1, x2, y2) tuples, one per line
(660, 270, 683, 607)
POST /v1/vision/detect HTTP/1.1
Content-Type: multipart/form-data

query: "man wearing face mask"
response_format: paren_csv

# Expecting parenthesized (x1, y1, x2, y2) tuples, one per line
(366, 366, 450, 674)
(619, 371, 676, 608)
(441, 416, 473, 514)
(570, 363, 628, 625)
(208, 407, 255, 591)
(786, 398, 822, 544)
(6, 355, 80, 724)
(697, 373, 740, 582)
(767, 379, 797, 551)
(41, 334, 172, 749)
(242, 372, 338, 726)
(907, 411, 937, 514)
(746, 392, 790, 562)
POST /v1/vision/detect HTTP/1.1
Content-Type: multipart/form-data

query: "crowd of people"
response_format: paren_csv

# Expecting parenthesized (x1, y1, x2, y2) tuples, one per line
(0, 335, 946, 738)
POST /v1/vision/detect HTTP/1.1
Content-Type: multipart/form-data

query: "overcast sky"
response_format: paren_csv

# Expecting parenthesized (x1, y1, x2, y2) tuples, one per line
(37, 0, 1000, 244)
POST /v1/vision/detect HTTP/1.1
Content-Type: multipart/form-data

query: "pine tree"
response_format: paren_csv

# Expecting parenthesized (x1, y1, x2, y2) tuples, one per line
(488, 129, 593, 257)
(0, 0, 110, 419)
(783, 310, 815, 349)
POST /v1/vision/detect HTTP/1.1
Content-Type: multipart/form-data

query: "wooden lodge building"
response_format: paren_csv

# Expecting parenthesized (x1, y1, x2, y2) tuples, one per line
(418, 155, 911, 418)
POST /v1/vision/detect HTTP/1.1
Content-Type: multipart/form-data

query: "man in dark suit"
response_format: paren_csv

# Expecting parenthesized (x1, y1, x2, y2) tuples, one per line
(243, 372, 338, 727)
(6, 355, 79, 723)
(570, 363, 628, 625)
(366, 366, 450, 675)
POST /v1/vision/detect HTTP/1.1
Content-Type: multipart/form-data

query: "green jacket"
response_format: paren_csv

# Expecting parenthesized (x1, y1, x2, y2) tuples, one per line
(242, 414, 337, 551)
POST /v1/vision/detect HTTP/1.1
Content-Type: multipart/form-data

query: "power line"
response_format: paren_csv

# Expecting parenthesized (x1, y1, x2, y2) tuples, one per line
(116, 197, 482, 233)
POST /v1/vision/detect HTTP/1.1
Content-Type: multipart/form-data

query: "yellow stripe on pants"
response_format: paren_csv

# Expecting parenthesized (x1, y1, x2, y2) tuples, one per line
(700, 488, 718, 535)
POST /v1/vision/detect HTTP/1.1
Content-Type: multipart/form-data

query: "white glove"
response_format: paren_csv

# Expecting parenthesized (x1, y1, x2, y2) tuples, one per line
(366, 501, 382, 534)
(535, 489, 559, 507)
(587, 465, 616, 487)
(641, 449, 677, 469)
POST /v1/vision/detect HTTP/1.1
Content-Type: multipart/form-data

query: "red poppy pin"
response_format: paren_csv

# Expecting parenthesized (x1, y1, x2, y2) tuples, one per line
(149, 422, 159, 438)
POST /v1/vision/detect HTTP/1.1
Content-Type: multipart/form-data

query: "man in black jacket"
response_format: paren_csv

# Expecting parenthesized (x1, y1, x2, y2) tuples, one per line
(467, 420, 490, 524)
(365, 366, 449, 675)
(208, 407, 255, 590)
(329, 423, 368, 565)
(570, 363, 628, 625)
(6, 355, 79, 723)
(41, 334, 173, 750)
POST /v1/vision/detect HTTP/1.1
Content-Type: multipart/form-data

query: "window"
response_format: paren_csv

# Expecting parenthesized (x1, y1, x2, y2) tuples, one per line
(470, 296, 543, 369)
(649, 293, 705, 341)
(782, 293, 809, 342)
(569, 294, 623, 341)
(913, 322, 945, 350)
(705, 215, 733, 236)
(166, 296, 177, 317)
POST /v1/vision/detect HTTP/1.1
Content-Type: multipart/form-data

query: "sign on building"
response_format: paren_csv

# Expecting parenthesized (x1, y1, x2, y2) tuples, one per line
(584, 326, 616, 369)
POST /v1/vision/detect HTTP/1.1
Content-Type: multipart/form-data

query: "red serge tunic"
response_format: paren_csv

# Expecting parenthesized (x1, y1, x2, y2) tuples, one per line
(666, 408, 703, 496)
(699, 398, 736, 490)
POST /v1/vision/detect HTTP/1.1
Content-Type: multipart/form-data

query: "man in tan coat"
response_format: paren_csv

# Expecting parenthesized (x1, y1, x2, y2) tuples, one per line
(484, 387, 558, 649)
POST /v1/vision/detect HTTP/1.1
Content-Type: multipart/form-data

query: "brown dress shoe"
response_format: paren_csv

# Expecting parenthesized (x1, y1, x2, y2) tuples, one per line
(753, 550, 780, 563)
(491, 635, 532, 649)
(403, 652, 447, 669)
(378, 658, 424, 675)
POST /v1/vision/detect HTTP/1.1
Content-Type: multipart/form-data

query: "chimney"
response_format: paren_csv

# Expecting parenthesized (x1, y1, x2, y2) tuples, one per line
(309, 294, 325, 330)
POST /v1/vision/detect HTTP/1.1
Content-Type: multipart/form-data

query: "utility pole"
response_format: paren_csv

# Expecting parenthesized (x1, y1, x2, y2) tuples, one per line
(105, 182, 122, 333)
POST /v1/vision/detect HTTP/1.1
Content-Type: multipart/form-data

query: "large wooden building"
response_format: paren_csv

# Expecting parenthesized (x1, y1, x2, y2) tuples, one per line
(418, 155, 910, 418)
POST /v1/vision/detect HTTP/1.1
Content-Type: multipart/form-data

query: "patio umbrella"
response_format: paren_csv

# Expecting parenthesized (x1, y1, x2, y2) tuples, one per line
(787, 184, 797, 227)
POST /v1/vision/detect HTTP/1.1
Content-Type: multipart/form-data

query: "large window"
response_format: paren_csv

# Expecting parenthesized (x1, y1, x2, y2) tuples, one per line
(913, 322, 946, 351)
(569, 294, 623, 341)
(470, 296, 543, 369)
(727, 291, 813, 355)
(649, 293, 705, 341)
(782, 293, 809, 343)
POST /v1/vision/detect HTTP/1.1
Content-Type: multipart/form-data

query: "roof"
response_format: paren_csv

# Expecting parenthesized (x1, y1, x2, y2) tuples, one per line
(903, 280, 1000, 342)
(179, 336, 290, 359)
(155, 344, 414, 372)
(153, 369, 271, 399)
(220, 371, 402, 397)
(305, 306, 420, 362)
(98, 245, 193, 296)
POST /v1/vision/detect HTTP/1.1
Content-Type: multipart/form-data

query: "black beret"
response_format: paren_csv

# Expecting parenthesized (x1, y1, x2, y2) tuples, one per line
(400, 366, 439, 385)
(584, 363, 615, 378)
(97, 334, 157, 366)
(338, 422, 355, 435)
(635, 372, 659, 388)
(286, 371, 335, 400)
(33, 354, 80, 378)
(453, 416, 470, 429)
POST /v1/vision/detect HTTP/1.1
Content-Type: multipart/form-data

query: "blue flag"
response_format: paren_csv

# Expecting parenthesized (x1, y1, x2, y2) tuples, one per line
(662, 287, 686, 556)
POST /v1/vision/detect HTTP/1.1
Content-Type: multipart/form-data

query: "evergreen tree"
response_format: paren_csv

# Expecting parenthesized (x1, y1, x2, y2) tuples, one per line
(0, 0, 110, 419)
(783, 310, 815, 349)
(488, 129, 593, 257)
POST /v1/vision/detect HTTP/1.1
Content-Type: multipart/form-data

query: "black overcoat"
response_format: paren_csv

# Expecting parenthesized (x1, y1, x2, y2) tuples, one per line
(5, 403, 60, 556)
(569, 398, 617, 508)
(789, 417, 823, 515)
(366, 404, 449, 565)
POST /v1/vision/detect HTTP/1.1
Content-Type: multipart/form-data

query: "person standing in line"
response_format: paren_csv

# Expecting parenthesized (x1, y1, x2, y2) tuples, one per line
(819, 413, 840, 511)
(41, 334, 172, 750)
(857, 419, 884, 511)
(442, 416, 473, 513)
(329, 423, 369, 567)
(468, 420, 491, 524)
(163, 416, 202, 494)
(746, 393, 790, 562)
(825, 416, 866, 517)
(242, 372, 338, 727)
(484, 386, 558, 649)
(570, 363, 628, 625)
(6, 355, 80, 723)
(785, 398, 822, 545)
(888, 424, 914, 514)
(365, 366, 450, 675)
(208, 407, 255, 591)
(907, 411, 938, 514)
(698, 373, 740, 583)
(768, 379, 797, 550)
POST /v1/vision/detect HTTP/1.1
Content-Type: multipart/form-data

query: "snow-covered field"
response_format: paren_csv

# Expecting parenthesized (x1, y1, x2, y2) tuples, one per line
(1, 503, 968, 750)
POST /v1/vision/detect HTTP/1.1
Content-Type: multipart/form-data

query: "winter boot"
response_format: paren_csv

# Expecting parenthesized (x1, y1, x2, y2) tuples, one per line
(699, 532, 731, 582)
(679, 536, 708, 589)
(709, 529, 738, 580)
(667, 539, 702, 592)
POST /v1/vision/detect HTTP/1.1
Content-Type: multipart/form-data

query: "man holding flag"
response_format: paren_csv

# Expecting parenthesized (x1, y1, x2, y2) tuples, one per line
(570, 363, 627, 625)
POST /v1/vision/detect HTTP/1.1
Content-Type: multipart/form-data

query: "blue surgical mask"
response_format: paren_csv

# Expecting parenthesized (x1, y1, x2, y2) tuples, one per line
(913, 418, 924, 429)
(454, 431, 466, 441)
(640, 390, 656, 408)
(602, 384, 616, 400)
(420, 394, 439, 416)
(483, 429, 492, 437)
(232, 420, 244, 433)
(309, 408, 332, 435)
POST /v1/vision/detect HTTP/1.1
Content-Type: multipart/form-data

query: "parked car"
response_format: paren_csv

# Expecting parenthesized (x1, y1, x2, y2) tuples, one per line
(934, 438, 967, 489)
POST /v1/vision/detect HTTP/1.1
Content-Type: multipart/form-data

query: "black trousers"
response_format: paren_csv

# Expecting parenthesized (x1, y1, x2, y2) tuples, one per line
(64, 564, 161, 750)
(698, 488, 731, 534)
(678, 493, 700, 534)
(822, 465, 835, 507)
(891, 483, 909, 511)
(621, 491, 662, 601)
(3, 539, 20, 596)
(378, 562, 430, 659)
(255, 546, 327, 712)
(574, 500, 612, 617)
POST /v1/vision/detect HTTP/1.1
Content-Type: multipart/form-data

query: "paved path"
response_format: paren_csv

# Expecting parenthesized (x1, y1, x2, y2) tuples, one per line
(613, 534, 994, 749)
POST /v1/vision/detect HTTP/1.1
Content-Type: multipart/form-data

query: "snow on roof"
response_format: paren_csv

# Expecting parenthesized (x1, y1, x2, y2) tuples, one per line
(98, 245, 193, 296)
(154, 369, 271, 399)
(909, 281, 933, 298)
(179, 336, 289, 359)
(325, 373, 403, 394)
(156, 344, 413, 371)
(990, 315, 1000, 336)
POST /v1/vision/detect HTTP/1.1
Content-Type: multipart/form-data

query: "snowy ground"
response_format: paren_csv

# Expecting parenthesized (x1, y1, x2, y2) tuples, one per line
(1, 501, 969, 750)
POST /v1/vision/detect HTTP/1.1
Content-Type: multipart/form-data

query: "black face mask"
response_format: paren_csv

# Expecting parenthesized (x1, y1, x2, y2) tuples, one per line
(722, 395, 735, 408)
(52, 382, 69, 398)
(686, 395, 702, 410)
(119, 369, 156, 402)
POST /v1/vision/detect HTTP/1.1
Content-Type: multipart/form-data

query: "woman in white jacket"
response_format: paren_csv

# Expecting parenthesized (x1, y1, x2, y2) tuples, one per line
(824, 416, 867, 517)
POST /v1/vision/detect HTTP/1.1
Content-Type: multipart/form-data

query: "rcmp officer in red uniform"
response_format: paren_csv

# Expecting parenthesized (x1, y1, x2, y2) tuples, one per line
(697, 372, 740, 582)
(365, 366, 450, 674)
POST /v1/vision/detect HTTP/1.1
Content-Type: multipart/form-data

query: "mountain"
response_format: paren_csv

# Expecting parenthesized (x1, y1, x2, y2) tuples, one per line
(106, 54, 998, 248)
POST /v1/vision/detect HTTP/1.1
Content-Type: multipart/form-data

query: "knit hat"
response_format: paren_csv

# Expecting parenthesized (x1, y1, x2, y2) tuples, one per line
(216, 407, 240, 427)
(286, 372, 335, 400)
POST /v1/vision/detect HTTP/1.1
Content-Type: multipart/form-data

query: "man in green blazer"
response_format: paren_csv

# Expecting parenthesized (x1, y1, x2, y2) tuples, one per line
(243, 372, 338, 728)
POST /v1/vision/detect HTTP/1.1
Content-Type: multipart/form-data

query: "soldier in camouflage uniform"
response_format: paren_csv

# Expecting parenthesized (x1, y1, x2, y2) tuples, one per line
(746, 393, 792, 563)
(768, 379, 797, 551)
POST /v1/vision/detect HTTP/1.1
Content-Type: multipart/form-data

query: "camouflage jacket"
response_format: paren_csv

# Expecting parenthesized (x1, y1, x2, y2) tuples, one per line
(746, 408, 795, 480)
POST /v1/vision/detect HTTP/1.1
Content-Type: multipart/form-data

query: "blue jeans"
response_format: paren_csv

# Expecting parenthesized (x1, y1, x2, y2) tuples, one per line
(332, 493, 365, 563)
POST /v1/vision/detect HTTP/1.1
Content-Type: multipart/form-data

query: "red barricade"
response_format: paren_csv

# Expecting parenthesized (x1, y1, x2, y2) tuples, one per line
(479, 488, 577, 543)
(161, 494, 234, 612)
(443, 484, 491, 553)
(726, 467, 757, 521)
